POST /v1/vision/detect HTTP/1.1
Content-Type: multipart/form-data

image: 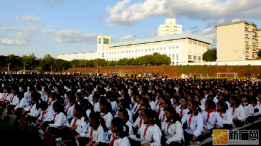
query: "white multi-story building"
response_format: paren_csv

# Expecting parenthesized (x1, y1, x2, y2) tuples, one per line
(157, 18, 183, 37)
(58, 33, 213, 65)
(57, 52, 96, 61)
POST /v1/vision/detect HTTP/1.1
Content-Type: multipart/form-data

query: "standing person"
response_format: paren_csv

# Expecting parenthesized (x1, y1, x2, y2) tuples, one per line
(257, 74, 260, 81)
(194, 73, 197, 80)
(189, 73, 193, 79)
(252, 74, 255, 80)
(126, 72, 128, 77)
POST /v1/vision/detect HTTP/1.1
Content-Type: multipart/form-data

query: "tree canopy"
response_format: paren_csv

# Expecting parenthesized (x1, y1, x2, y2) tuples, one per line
(203, 49, 217, 62)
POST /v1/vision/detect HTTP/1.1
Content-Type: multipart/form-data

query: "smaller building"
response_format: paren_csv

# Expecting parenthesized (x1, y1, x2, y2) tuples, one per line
(157, 18, 182, 37)
(57, 52, 96, 61)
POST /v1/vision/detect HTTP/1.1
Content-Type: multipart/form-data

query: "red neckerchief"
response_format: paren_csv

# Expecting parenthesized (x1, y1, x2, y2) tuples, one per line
(52, 114, 57, 123)
(143, 125, 152, 137)
(219, 113, 224, 118)
(206, 109, 217, 123)
(134, 103, 140, 111)
(89, 128, 94, 142)
(162, 111, 166, 121)
(41, 111, 47, 121)
(65, 106, 71, 114)
(139, 116, 143, 127)
(72, 118, 77, 126)
(109, 134, 119, 146)
(189, 115, 193, 127)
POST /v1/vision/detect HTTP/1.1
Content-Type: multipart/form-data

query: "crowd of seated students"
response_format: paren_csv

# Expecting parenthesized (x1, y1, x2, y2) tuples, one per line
(0, 74, 261, 146)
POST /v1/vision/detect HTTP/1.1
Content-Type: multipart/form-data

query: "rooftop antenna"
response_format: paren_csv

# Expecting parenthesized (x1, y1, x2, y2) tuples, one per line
(167, 0, 173, 18)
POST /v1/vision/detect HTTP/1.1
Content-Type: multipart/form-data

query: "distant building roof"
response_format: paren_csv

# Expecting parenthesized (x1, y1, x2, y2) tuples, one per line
(215, 20, 257, 27)
(110, 33, 213, 47)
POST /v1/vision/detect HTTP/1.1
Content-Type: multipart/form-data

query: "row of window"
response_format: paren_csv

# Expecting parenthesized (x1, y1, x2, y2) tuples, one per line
(105, 46, 179, 55)
(169, 54, 179, 60)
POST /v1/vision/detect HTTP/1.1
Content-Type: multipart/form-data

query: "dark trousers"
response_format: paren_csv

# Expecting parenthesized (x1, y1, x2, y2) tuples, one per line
(0, 102, 8, 109)
(184, 131, 204, 144)
(14, 108, 23, 118)
(22, 111, 37, 123)
(61, 127, 78, 141)
(222, 124, 233, 130)
(48, 127, 63, 138)
(245, 116, 255, 123)
(36, 121, 50, 131)
(7, 105, 16, 115)
(233, 119, 244, 127)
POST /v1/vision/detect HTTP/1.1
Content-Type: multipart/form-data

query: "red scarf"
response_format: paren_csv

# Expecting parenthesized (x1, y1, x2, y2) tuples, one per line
(139, 116, 143, 127)
(18, 100, 21, 106)
(143, 125, 151, 137)
(101, 114, 105, 117)
(167, 123, 174, 133)
(41, 111, 47, 121)
(232, 108, 235, 115)
(72, 118, 77, 126)
(65, 106, 71, 114)
(189, 115, 193, 127)
(52, 114, 57, 123)
(89, 128, 94, 142)
(162, 112, 166, 121)
(180, 109, 184, 118)
(219, 113, 224, 118)
(11, 95, 15, 102)
(29, 104, 34, 111)
(206, 109, 217, 123)
(134, 103, 140, 111)
(109, 134, 119, 146)
(156, 100, 159, 106)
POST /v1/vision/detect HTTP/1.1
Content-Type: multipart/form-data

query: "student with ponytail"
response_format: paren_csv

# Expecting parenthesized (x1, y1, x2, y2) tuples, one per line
(229, 95, 245, 127)
(14, 92, 27, 118)
(133, 104, 151, 129)
(109, 117, 130, 146)
(182, 100, 204, 145)
(114, 99, 133, 123)
(216, 101, 233, 129)
(22, 92, 40, 123)
(159, 98, 173, 125)
(130, 109, 161, 146)
(176, 97, 189, 119)
(202, 100, 223, 135)
(99, 97, 113, 129)
(118, 108, 134, 135)
(162, 107, 184, 146)
(84, 112, 109, 146)
(64, 95, 76, 122)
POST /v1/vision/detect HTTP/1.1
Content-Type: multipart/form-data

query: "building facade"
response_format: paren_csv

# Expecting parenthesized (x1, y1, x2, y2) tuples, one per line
(216, 19, 260, 61)
(57, 52, 96, 61)
(157, 18, 182, 37)
(58, 33, 212, 65)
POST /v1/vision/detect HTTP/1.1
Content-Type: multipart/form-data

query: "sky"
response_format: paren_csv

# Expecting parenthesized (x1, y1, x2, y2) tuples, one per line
(0, 0, 261, 58)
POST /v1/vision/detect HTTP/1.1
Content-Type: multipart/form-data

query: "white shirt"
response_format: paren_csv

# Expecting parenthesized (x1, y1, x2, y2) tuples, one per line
(176, 107, 189, 119)
(162, 121, 184, 144)
(110, 101, 118, 112)
(0, 93, 12, 102)
(181, 112, 204, 137)
(114, 108, 133, 124)
(37, 107, 55, 121)
(241, 103, 254, 116)
(14, 98, 27, 109)
(84, 125, 107, 143)
(125, 120, 134, 135)
(202, 110, 223, 130)
(91, 101, 100, 112)
(229, 105, 246, 122)
(130, 124, 162, 146)
(149, 101, 156, 111)
(131, 103, 140, 115)
(49, 112, 68, 128)
(10, 95, 19, 106)
(253, 104, 261, 116)
(100, 112, 113, 129)
(109, 133, 130, 146)
(64, 104, 75, 119)
(24, 103, 40, 117)
(66, 117, 89, 136)
(133, 116, 143, 128)
(218, 111, 233, 125)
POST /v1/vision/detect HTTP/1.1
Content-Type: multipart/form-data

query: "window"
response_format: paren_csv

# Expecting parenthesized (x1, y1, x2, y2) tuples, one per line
(160, 48, 162, 50)
(149, 49, 151, 51)
(123, 51, 124, 53)
(169, 47, 171, 49)
(103, 38, 109, 44)
(102, 53, 104, 57)
(164, 47, 166, 50)
(99, 38, 101, 44)
(146, 49, 147, 51)
(177, 46, 179, 48)
(152, 48, 154, 51)
(173, 46, 175, 49)
(176, 54, 179, 60)
(176, 62, 178, 65)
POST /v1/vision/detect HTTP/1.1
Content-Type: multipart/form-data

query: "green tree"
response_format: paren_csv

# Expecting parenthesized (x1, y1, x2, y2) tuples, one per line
(203, 49, 217, 62)
(39, 54, 55, 71)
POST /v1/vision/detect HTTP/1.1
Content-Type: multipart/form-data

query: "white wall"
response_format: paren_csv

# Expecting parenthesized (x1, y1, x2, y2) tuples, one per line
(180, 60, 261, 66)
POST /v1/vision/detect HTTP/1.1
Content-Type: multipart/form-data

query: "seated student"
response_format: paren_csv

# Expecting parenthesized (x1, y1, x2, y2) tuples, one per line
(176, 97, 189, 119)
(114, 99, 133, 124)
(218, 93, 230, 107)
(131, 94, 141, 115)
(133, 104, 151, 130)
(216, 101, 233, 129)
(249, 96, 261, 120)
(45, 101, 68, 141)
(99, 97, 113, 130)
(36, 101, 55, 134)
(6, 87, 19, 112)
(229, 95, 245, 127)
(202, 100, 223, 135)
(172, 96, 181, 110)
(146, 93, 156, 111)
(84, 112, 109, 146)
(41, 88, 49, 102)
(129, 109, 162, 146)
(109, 117, 131, 146)
(118, 108, 134, 135)
(159, 98, 173, 125)
(81, 99, 94, 118)
(49, 92, 56, 107)
(59, 104, 89, 145)
(91, 93, 100, 112)
(193, 95, 205, 112)
(64, 92, 71, 107)
(13, 92, 27, 118)
(133, 97, 149, 122)
(182, 100, 204, 145)
(241, 95, 254, 123)
(22, 93, 40, 123)
(0, 86, 12, 106)
(107, 92, 118, 112)
(161, 107, 184, 146)
(64, 96, 76, 122)
(156, 96, 165, 114)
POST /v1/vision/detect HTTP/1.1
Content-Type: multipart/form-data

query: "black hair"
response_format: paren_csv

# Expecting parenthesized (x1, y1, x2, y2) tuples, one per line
(119, 99, 129, 109)
(39, 101, 48, 109)
(172, 96, 180, 105)
(17, 92, 24, 100)
(53, 101, 64, 113)
(205, 99, 216, 109)
(163, 98, 173, 109)
(141, 97, 149, 105)
(230, 95, 240, 107)
(111, 117, 129, 138)
(188, 100, 201, 115)
(118, 108, 129, 124)
(89, 112, 108, 132)
(100, 97, 112, 114)
(166, 107, 179, 123)
(74, 104, 84, 117)
(31, 92, 40, 109)
(217, 101, 228, 113)
(144, 109, 159, 126)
